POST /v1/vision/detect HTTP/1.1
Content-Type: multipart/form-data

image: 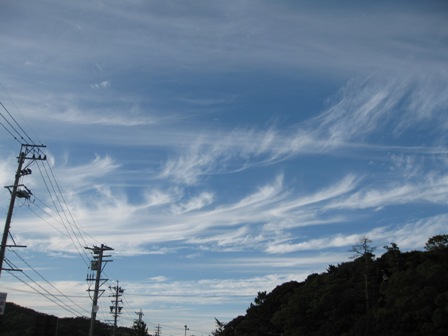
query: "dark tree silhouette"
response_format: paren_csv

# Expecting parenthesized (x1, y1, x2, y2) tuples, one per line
(130, 319, 148, 336)
(425, 234, 448, 251)
(350, 235, 376, 313)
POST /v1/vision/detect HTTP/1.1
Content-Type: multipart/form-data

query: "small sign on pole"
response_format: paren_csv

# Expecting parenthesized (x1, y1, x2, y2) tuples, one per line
(0, 292, 7, 315)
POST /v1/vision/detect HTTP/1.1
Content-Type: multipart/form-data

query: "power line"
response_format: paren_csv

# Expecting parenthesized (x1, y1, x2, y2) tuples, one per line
(0, 118, 22, 144)
(0, 99, 145, 331)
(9, 249, 90, 315)
(43, 159, 93, 249)
(0, 102, 29, 143)
(0, 82, 43, 144)
(27, 201, 73, 238)
(0, 100, 91, 262)
(0, 142, 93, 317)
(0, 101, 35, 145)
(120, 294, 138, 324)
(0, 285, 89, 298)
(29, 194, 99, 250)
(34, 160, 91, 266)
(6, 270, 83, 317)
(0, 98, 115, 327)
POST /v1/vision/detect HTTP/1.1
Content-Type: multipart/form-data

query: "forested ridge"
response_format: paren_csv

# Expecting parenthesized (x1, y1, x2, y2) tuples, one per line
(1, 235, 447, 336)
(0, 303, 133, 336)
(213, 235, 448, 336)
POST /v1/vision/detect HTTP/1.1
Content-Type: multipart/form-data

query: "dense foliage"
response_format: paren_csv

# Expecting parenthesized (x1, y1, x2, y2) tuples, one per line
(0, 303, 132, 336)
(131, 319, 149, 336)
(214, 235, 448, 336)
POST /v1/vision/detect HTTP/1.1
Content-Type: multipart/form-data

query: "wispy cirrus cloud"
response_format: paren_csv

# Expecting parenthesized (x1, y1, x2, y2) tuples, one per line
(10, 70, 448, 259)
(172, 192, 214, 214)
(90, 80, 111, 90)
(11, 172, 349, 253)
(143, 188, 179, 208)
(327, 172, 448, 211)
(158, 128, 318, 186)
(19, 136, 448, 255)
(158, 74, 448, 187)
(265, 214, 448, 254)
(3, 0, 446, 80)
(46, 106, 153, 127)
(55, 155, 120, 191)
(1, 1, 447, 331)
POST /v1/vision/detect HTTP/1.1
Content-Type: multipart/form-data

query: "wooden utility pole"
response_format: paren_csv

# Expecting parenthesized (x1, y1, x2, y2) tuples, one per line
(155, 324, 162, 336)
(109, 281, 124, 336)
(85, 244, 113, 336)
(0, 144, 46, 277)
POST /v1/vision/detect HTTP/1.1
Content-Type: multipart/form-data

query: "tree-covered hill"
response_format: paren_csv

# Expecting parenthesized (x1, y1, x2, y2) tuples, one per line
(213, 235, 448, 336)
(1, 235, 447, 336)
(0, 302, 132, 336)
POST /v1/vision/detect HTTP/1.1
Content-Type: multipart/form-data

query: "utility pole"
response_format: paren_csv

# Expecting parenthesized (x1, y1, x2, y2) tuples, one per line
(85, 244, 113, 336)
(109, 281, 124, 336)
(135, 308, 144, 324)
(0, 144, 46, 277)
(155, 324, 162, 336)
(133, 309, 150, 335)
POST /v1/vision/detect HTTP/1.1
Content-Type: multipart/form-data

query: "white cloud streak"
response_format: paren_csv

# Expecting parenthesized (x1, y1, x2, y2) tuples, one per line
(1, 1, 447, 331)
(158, 73, 448, 187)
(4, 70, 447, 263)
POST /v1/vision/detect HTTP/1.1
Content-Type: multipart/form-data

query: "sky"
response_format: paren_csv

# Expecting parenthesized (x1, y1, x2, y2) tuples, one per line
(0, 0, 448, 334)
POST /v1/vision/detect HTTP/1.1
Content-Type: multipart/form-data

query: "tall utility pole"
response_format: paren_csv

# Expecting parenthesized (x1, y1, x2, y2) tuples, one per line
(135, 308, 144, 324)
(155, 324, 162, 336)
(0, 144, 46, 277)
(85, 244, 113, 336)
(133, 309, 148, 336)
(109, 281, 124, 336)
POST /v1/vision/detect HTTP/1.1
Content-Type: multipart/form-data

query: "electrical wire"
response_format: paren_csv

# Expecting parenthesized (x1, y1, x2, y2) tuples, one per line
(120, 295, 137, 324)
(0, 285, 88, 298)
(1, 99, 94, 266)
(0, 98, 147, 327)
(0, 102, 28, 144)
(0, 118, 22, 144)
(34, 160, 91, 266)
(10, 249, 91, 315)
(0, 99, 94, 318)
(43, 158, 95, 248)
(29, 195, 99, 247)
(6, 267, 83, 317)
(0, 82, 42, 144)
(0, 101, 35, 145)
(27, 202, 73, 238)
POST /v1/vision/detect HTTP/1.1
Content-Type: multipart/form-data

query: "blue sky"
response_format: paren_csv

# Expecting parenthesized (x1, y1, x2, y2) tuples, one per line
(1, 0, 448, 334)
